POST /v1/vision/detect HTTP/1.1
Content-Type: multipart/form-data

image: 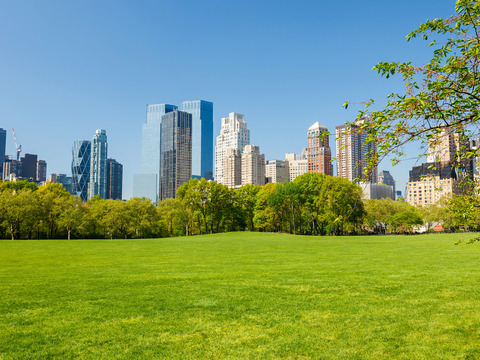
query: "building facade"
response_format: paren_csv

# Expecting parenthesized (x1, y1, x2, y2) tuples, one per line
(223, 149, 242, 188)
(181, 100, 214, 180)
(361, 183, 394, 200)
(88, 129, 108, 199)
(285, 150, 308, 182)
(72, 140, 91, 202)
(3, 160, 21, 181)
(20, 154, 37, 180)
(378, 170, 396, 197)
(0, 128, 5, 179)
(160, 110, 192, 200)
(265, 160, 289, 184)
(336, 118, 377, 183)
(307, 122, 332, 175)
(57, 174, 74, 195)
(133, 104, 177, 203)
(36, 160, 47, 183)
(241, 145, 265, 186)
(407, 162, 461, 206)
(427, 127, 469, 165)
(107, 158, 123, 200)
(215, 113, 250, 185)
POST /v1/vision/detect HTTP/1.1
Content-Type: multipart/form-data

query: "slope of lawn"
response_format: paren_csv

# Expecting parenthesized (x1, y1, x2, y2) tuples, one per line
(1, 232, 480, 359)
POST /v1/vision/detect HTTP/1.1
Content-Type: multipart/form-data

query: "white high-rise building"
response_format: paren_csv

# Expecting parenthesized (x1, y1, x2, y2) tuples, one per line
(242, 145, 265, 186)
(214, 113, 250, 184)
(285, 149, 308, 181)
(223, 149, 242, 188)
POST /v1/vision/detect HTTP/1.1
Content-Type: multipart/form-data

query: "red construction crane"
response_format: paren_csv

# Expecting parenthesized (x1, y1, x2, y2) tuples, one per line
(11, 128, 22, 161)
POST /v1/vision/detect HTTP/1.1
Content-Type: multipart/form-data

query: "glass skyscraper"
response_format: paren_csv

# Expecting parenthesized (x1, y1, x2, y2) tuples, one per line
(160, 110, 192, 200)
(133, 104, 177, 203)
(88, 129, 108, 199)
(107, 158, 123, 200)
(72, 140, 91, 201)
(0, 128, 6, 179)
(180, 100, 213, 180)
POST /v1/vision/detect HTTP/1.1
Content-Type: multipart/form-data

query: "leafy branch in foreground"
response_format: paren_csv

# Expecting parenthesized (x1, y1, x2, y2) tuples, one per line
(347, 0, 480, 171)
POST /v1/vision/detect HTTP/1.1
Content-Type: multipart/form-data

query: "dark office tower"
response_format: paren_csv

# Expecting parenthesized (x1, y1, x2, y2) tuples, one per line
(72, 140, 91, 202)
(20, 154, 38, 180)
(160, 110, 192, 200)
(180, 100, 214, 180)
(0, 128, 5, 179)
(36, 160, 47, 182)
(107, 158, 123, 200)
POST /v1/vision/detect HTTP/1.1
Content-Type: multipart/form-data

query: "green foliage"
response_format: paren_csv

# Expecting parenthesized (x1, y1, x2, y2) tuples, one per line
(389, 210, 423, 234)
(353, 0, 480, 170)
(447, 194, 480, 231)
(4, 174, 464, 239)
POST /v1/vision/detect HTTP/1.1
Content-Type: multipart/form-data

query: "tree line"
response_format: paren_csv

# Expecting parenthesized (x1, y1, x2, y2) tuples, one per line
(0, 174, 473, 240)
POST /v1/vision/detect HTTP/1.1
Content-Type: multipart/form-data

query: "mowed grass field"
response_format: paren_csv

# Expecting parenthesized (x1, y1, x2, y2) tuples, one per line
(1, 233, 480, 359)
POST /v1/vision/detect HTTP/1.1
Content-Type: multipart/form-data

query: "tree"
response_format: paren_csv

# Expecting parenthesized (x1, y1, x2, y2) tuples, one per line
(235, 184, 261, 231)
(347, 0, 480, 172)
(0, 188, 43, 239)
(389, 210, 424, 234)
(127, 197, 158, 238)
(364, 198, 414, 233)
(37, 183, 72, 238)
(57, 195, 85, 240)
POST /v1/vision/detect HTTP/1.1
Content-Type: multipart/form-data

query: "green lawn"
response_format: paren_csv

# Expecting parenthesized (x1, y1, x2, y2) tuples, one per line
(1, 233, 480, 359)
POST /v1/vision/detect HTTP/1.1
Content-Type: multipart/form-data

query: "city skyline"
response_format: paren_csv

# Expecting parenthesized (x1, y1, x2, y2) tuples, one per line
(0, 0, 457, 197)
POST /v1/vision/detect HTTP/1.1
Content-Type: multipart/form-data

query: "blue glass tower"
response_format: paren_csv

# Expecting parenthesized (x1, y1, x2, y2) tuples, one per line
(72, 140, 91, 201)
(133, 104, 177, 203)
(0, 128, 6, 180)
(181, 100, 213, 180)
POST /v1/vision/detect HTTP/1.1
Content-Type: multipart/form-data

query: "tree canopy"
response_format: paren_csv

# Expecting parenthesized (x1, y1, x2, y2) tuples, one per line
(346, 0, 480, 169)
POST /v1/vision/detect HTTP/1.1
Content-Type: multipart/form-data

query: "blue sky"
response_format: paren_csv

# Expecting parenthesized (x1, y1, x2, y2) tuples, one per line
(0, 0, 456, 198)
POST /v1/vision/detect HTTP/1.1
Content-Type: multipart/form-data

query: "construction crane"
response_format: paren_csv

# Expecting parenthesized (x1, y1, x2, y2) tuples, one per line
(11, 128, 22, 161)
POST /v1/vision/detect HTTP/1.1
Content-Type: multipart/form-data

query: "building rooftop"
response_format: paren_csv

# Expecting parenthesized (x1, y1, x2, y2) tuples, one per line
(308, 121, 328, 131)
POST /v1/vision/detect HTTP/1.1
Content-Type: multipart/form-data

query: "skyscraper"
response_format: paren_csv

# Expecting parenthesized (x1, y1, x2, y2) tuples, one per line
(72, 140, 91, 202)
(3, 160, 21, 181)
(36, 160, 47, 182)
(160, 110, 192, 200)
(133, 104, 177, 203)
(107, 158, 123, 200)
(88, 129, 108, 199)
(336, 117, 377, 183)
(265, 160, 289, 184)
(427, 126, 469, 165)
(378, 170, 396, 196)
(223, 149, 242, 188)
(285, 149, 308, 181)
(0, 128, 6, 179)
(241, 145, 265, 186)
(215, 113, 250, 185)
(20, 154, 38, 180)
(181, 100, 214, 180)
(307, 122, 332, 176)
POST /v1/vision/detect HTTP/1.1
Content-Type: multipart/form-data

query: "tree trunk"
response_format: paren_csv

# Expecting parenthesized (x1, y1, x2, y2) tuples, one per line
(68, 229, 71, 240)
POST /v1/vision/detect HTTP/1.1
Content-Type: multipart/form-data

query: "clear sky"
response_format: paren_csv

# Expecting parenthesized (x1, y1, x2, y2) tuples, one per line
(0, 0, 456, 198)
